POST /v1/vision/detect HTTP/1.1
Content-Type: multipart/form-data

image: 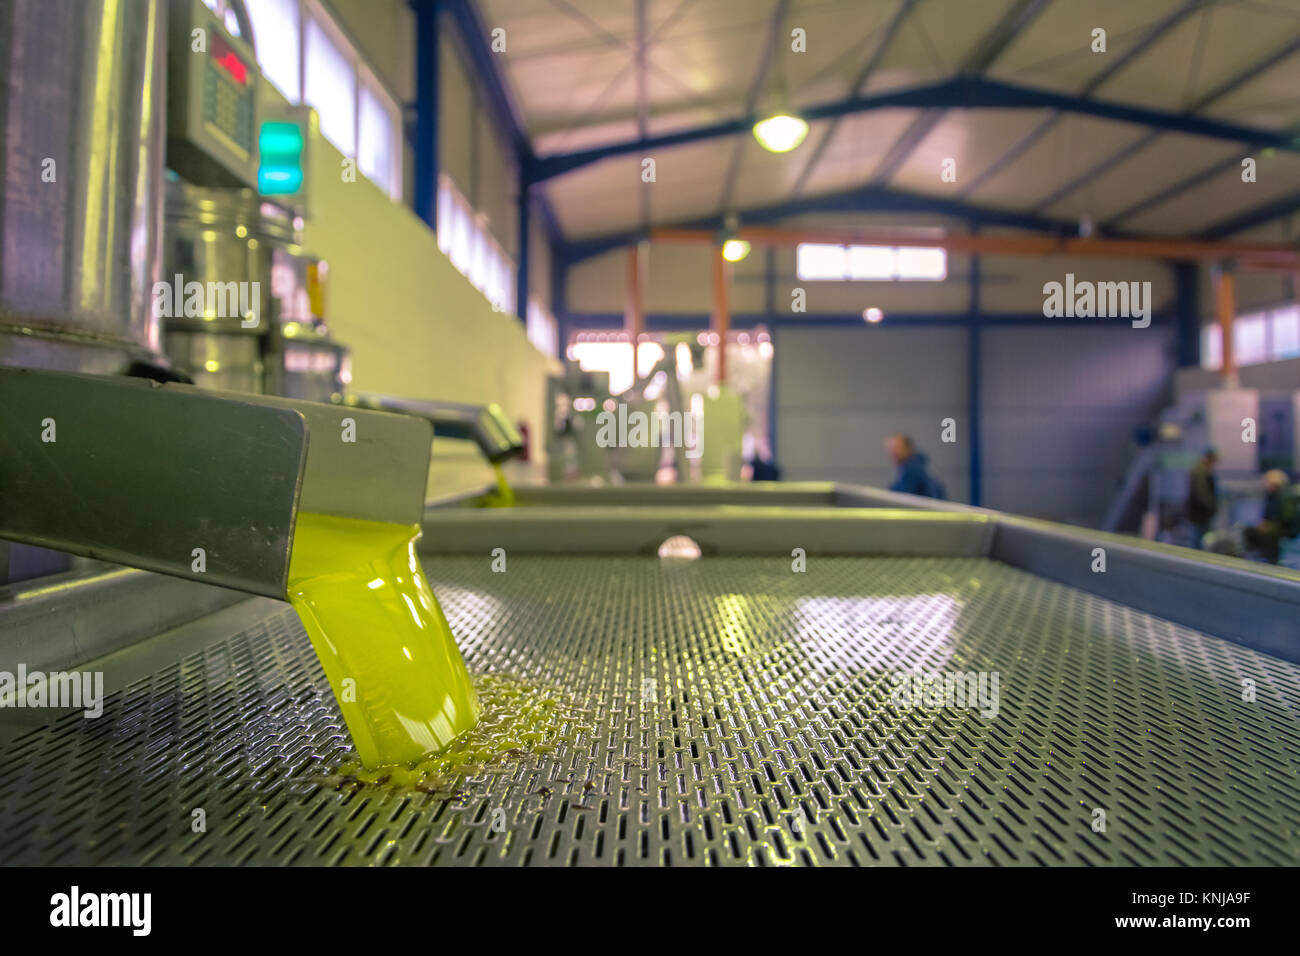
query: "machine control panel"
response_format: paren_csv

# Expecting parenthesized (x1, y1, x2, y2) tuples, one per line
(167, 0, 260, 187)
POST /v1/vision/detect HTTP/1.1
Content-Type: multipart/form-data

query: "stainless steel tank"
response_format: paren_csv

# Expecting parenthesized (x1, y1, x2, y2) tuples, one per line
(0, 0, 169, 373)
(161, 180, 345, 399)
(160, 181, 304, 392)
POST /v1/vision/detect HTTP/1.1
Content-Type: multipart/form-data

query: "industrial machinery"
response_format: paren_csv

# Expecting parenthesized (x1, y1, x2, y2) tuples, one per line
(0, 0, 169, 377)
(160, 178, 345, 396)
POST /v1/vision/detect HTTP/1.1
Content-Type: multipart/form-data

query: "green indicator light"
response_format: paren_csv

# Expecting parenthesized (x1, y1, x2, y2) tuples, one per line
(259, 122, 303, 156)
(258, 120, 305, 197)
(259, 167, 304, 195)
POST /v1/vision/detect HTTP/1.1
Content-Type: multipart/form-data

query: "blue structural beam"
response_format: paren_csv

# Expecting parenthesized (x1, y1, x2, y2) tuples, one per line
(962, 0, 1208, 200)
(559, 185, 1082, 265)
(516, 180, 530, 321)
(1030, 33, 1300, 213)
(527, 76, 1300, 184)
(1197, 189, 1300, 239)
(868, 0, 1053, 187)
(1104, 155, 1236, 228)
(1172, 261, 1201, 368)
(410, 0, 441, 230)
(790, 0, 921, 197)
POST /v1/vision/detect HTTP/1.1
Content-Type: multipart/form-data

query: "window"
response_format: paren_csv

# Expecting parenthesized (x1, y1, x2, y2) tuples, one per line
(243, 0, 403, 200)
(200, 0, 247, 39)
(1235, 313, 1268, 366)
(847, 245, 893, 280)
(797, 244, 847, 280)
(1272, 305, 1300, 359)
(358, 83, 395, 194)
(568, 341, 635, 395)
(796, 242, 948, 281)
(527, 298, 558, 358)
(437, 175, 516, 315)
(304, 16, 355, 156)
(1201, 324, 1223, 371)
(1201, 302, 1300, 370)
(245, 0, 299, 100)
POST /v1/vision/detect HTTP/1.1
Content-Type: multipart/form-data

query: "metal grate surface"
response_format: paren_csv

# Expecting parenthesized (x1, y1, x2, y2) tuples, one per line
(1, 555, 1299, 866)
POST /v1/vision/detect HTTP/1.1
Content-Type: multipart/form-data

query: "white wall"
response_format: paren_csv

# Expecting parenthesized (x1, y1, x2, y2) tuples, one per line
(328, 0, 522, 261)
(302, 121, 558, 498)
(775, 326, 971, 501)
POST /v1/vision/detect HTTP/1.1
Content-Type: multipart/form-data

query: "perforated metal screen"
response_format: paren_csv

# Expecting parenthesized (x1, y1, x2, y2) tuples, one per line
(1, 556, 1297, 866)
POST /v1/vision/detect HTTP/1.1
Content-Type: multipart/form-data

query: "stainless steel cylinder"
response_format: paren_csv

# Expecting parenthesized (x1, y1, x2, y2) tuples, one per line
(161, 181, 312, 392)
(0, 0, 168, 373)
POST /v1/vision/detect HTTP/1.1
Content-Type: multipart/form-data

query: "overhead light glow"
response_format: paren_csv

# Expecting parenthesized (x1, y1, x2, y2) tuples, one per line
(721, 239, 751, 262)
(863, 307, 884, 324)
(753, 113, 808, 153)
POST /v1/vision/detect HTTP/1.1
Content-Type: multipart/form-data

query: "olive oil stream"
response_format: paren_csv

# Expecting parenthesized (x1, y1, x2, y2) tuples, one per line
(287, 513, 480, 768)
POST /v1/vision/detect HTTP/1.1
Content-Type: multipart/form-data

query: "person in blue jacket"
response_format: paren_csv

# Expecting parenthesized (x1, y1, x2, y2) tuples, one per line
(886, 434, 946, 499)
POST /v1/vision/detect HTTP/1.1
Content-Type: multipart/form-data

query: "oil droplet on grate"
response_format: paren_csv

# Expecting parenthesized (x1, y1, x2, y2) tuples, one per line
(325, 673, 594, 795)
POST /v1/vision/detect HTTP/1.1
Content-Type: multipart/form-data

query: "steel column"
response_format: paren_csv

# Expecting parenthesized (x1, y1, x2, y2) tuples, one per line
(411, 0, 441, 231)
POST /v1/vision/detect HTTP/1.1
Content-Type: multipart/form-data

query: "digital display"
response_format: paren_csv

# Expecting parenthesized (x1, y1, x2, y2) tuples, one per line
(211, 35, 248, 86)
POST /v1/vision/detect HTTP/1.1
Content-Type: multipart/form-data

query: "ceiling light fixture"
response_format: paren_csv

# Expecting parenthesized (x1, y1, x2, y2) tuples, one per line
(722, 238, 751, 262)
(753, 113, 808, 153)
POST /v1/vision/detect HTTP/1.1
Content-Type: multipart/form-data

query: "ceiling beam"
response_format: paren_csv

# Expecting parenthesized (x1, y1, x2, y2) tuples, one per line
(1198, 189, 1300, 240)
(960, 0, 1210, 199)
(558, 184, 1082, 264)
(526, 75, 1300, 184)
(1105, 155, 1239, 229)
(635, 0, 650, 230)
(717, 0, 790, 212)
(1030, 31, 1300, 213)
(868, 0, 1054, 187)
(788, 0, 921, 198)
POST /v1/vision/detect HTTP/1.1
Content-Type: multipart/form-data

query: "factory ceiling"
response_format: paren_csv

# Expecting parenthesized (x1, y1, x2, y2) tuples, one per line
(472, 0, 1300, 245)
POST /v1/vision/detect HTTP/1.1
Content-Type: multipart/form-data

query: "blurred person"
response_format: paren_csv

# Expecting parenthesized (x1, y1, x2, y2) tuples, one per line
(886, 434, 946, 499)
(1244, 470, 1298, 564)
(1185, 448, 1219, 548)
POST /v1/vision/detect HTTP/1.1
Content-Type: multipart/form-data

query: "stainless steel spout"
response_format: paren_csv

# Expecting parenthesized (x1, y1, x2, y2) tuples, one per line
(337, 394, 524, 464)
(0, 367, 432, 597)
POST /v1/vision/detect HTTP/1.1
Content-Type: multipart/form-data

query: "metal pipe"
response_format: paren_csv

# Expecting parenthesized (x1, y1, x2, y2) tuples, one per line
(338, 393, 524, 464)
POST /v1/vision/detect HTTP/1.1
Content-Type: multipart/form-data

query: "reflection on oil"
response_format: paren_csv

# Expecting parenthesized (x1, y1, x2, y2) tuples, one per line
(317, 672, 593, 796)
(288, 513, 480, 768)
